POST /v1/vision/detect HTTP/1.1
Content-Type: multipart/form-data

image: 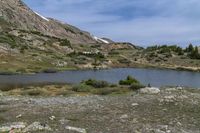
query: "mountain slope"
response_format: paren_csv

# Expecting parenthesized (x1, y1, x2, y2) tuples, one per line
(0, 0, 97, 44)
(0, 0, 140, 73)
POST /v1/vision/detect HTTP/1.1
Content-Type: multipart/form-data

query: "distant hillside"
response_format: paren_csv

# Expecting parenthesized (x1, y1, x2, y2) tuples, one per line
(1, 0, 199, 73)
(0, 0, 141, 73)
(0, 0, 101, 44)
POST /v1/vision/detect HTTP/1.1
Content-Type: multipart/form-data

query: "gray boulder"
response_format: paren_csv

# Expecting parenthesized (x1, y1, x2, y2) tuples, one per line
(0, 122, 27, 132)
(65, 126, 87, 133)
(140, 87, 160, 94)
(23, 122, 52, 132)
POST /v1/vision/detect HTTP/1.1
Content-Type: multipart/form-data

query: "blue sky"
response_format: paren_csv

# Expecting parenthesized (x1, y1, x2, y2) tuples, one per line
(23, 0, 200, 46)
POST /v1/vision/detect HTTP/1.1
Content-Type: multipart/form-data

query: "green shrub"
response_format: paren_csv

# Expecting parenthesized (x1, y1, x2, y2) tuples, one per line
(189, 46, 200, 59)
(84, 79, 109, 88)
(91, 45, 101, 48)
(96, 88, 117, 95)
(59, 39, 72, 48)
(0, 34, 16, 46)
(71, 56, 87, 65)
(146, 45, 158, 51)
(108, 50, 120, 55)
(110, 84, 117, 87)
(155, 59, 161, 62)
(43, 69, 58, 73)
(119, 75, 140, 85)
(64, 27, 76, 34)
(16, 68, 27, 73)
(30, 30, 43, 35)
(72, 84, 92, 92)
(26, 90, 42, 96)
(32, 54, 38, 57)
(176, 47, 184, 55)
(0, 116, 5, 123)
(149, 52, 158, 58)
(118, 58, 131, 64)
(19, 45, 28, 53)
(130, 83, 145, 90)
(56, 90, 74, 96)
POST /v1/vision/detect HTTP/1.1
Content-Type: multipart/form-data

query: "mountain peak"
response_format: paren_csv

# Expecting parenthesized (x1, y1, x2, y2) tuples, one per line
(0, 0, 109, 44)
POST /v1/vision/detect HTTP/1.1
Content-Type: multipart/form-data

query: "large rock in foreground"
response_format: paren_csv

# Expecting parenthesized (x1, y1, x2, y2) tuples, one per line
(139, 87, 160, 94)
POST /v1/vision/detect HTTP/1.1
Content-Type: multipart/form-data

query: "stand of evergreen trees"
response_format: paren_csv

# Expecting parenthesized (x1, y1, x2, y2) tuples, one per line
(185, 44, 200, 59)
(146, 44, 200, 59)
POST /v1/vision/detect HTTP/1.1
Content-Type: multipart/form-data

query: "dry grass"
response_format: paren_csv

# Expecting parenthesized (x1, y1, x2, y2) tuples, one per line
(6, 84, 74, 96)
(4, 83, 132, 96)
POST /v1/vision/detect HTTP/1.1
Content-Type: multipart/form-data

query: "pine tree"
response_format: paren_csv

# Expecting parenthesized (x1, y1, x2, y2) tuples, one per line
(190, 46, 200, 59)
(187, 43, 194, 52)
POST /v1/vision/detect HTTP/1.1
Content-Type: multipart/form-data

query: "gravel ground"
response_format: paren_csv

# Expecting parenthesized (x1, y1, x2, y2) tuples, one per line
(0, 87, 200, 133)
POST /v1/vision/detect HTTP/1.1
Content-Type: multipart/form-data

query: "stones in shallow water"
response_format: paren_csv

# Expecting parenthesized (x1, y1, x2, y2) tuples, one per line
(140, 87, 160, 94)
(23, 122, 52, 132)
(65, 126, 87, 133)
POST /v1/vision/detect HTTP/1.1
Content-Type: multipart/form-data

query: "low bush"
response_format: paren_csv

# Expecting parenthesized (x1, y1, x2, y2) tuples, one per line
(59, 39, 72, 48)
(110, 84, 117, 87)
(16, 68, 27, 73)
(118, 58, 131, 64)
(96, 88, 118, 95)
(72, 84, 92, 92)
(108, 50, 120, 55)
(149, 52, 157, 58)
(0, 34, 16, 47)
(56, 90, 74, 96)
(0, 116, 5, 123)
(25, 89, 43, 96)
(130, 83, 145, 90)
(84, 79, 109, 88)
(119, 75, 140, 85)
(42, 68, 58, 73)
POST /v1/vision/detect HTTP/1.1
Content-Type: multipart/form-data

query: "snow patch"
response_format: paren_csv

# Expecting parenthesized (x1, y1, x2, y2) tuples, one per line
(34, 11, 49, 21)
(93, 36, 109, 44)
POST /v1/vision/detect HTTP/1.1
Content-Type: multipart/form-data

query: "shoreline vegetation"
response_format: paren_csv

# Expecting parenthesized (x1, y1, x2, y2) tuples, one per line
(0, 75, 197, 97)
(0, 64, 200, 76)
(0, 76, 145, 96)
(1, 84, 200, 132)
(1, 40, 200, 74)
(0, 75, 200, 132)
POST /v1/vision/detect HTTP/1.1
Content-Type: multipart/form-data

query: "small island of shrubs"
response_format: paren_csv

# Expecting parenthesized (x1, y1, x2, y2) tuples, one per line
(119, 75, 145, 90)
(72, 75, 145, 95)
(2, 75, 146, 96)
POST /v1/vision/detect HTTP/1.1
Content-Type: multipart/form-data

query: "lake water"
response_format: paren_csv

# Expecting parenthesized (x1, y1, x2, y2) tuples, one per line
(0, 68, 200, 88)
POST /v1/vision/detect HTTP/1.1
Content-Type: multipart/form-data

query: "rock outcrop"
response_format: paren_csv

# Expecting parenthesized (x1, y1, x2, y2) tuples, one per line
(139, 87, 160, 94)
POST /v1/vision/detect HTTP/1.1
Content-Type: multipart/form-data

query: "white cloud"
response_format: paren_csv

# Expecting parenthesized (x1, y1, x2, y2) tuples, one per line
(88, 17, 200, 46)
(24, 0, 200, 46)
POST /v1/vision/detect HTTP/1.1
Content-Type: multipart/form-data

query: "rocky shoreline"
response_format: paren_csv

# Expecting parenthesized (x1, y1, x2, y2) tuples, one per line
(0, 64, 200, 76)
(0, 86, 200, 133)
